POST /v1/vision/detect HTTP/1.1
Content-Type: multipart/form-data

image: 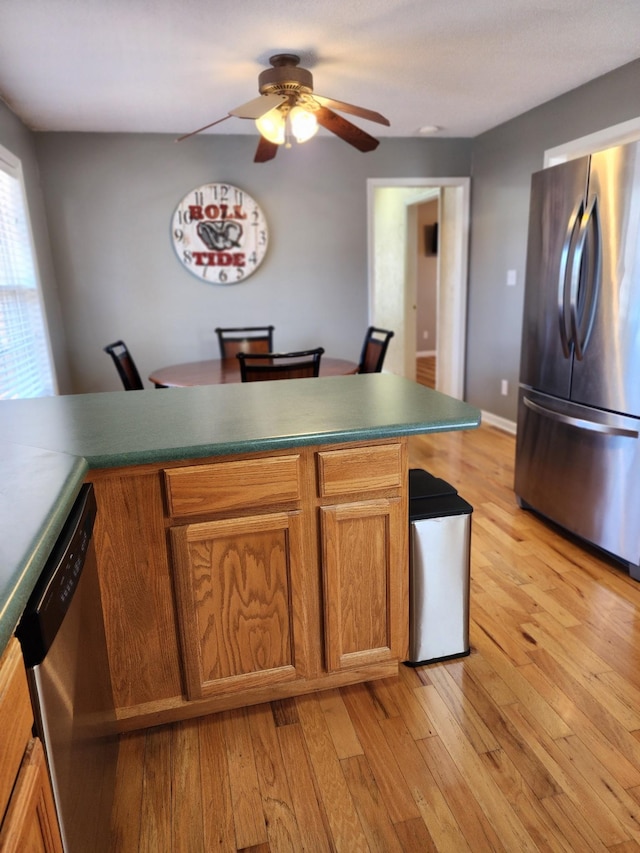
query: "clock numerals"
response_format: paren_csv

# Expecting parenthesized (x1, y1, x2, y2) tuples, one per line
(209, 183, 230, 202)
(176, 209, 194, 226)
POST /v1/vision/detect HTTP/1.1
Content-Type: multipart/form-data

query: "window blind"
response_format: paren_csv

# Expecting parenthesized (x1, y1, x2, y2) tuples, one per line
(0, 150, 55, 399)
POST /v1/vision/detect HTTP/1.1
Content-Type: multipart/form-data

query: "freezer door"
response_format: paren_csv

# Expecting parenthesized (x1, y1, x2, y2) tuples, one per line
(570, 142, 640, 417)
(519, 156, 590, 397)
(514, 388, 640, 577)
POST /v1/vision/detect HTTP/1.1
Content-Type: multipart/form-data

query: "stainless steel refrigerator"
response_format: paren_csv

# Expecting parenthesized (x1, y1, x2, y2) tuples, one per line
(514, 141, 640, 580)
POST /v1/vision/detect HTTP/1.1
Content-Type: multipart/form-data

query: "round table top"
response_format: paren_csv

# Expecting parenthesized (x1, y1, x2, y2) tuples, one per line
(149, 357, 359, 387)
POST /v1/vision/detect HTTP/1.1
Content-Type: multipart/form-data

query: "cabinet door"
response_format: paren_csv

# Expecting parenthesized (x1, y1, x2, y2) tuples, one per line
(321, 498, 407, 672)
(0, 639, 33, 820)
(0, 738, 63, 853)
(170, 511, 306, 699)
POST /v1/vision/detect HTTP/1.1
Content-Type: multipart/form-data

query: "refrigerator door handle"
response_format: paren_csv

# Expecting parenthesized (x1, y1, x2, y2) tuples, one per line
(569, 194, 601, 360)
(523, 396, 639, 438)
(558, 199, 583, 358)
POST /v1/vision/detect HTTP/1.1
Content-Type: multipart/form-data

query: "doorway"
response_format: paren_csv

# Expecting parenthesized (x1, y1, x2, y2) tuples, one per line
(414, 195, 439, 389)
(367, 178, 470, 399)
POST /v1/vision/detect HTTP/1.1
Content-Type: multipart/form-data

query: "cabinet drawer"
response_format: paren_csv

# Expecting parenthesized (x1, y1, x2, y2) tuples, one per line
(317, 444, 403, 497)
(165, 454, 301, 517)
(0, 639, 34, 819)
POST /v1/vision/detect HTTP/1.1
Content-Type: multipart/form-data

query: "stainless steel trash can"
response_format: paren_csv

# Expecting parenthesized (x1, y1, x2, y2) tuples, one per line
(406, 469, 473, 666)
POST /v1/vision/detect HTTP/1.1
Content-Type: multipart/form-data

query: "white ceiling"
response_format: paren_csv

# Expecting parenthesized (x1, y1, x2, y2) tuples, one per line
(1, 0, 639, 140)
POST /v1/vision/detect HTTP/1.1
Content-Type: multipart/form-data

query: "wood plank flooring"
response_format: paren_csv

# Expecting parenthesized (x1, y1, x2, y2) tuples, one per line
(110, 425, 640, 851)
(416, 355, 436, 389)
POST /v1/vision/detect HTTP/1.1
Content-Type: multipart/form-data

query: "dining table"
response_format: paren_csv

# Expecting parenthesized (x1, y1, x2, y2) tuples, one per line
(149, 356, 359, 387)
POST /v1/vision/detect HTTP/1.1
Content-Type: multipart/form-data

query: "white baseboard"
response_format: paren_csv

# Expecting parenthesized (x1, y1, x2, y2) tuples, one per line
(416, 350, 437, 358)
(481, 410, 517, 435)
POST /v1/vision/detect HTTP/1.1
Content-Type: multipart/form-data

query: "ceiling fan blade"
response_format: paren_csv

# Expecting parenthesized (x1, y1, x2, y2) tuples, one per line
(230, 93, 288, 119)
(314, 107, 380, 153)
(176, 95, 288, 143)
(313, 94, 390, 127)
(254, 136, 279, 163)
(175, 114, 232, 142)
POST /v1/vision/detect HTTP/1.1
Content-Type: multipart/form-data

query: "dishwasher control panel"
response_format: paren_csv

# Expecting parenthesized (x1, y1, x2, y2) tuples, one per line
(16, 484, 96, 667)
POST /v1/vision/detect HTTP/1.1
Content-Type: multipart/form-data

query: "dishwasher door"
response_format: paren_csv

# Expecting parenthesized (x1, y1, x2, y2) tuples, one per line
(16, 483, 118, 853)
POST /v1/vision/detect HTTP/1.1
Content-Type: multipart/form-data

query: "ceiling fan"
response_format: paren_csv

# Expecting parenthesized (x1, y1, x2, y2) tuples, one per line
(177, 53, 390, 162)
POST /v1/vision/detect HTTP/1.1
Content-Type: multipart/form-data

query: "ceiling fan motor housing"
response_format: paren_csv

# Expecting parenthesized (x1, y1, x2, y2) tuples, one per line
(258, 54, 313, 101)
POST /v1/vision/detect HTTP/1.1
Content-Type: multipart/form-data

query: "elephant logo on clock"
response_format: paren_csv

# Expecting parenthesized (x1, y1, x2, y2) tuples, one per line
(196, 220, 243, 251)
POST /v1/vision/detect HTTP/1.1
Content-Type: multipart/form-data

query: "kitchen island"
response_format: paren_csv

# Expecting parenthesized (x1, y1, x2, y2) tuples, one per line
(0, 375, 480, 729)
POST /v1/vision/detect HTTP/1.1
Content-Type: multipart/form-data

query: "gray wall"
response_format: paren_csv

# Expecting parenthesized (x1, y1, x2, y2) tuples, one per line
(467, 58, 640, 421)
(0, 101, 71, 391)
(33, 132, 471, 393)
(3, 56, 640, 413)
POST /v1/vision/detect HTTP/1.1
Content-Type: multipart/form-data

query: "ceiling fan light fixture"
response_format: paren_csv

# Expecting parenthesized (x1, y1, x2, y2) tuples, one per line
(289, 105, 318, 143)
(179, 53, 389, 161)
(255, 107, 286, 145)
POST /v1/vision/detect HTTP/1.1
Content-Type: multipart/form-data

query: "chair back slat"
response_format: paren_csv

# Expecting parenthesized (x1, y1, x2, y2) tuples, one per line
(357, 327, 394, 373)
(216, 326, 274, 359)
(104, 340, 144, 390)
(237, 348, 324, 382)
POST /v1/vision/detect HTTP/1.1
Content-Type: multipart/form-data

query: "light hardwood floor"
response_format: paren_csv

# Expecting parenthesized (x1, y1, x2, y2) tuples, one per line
(416, 355, 436, 389)
(110, 425, 640, 852)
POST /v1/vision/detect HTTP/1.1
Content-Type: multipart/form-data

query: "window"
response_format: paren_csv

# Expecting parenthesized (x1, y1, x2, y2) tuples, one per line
(0, 145, 56, 398)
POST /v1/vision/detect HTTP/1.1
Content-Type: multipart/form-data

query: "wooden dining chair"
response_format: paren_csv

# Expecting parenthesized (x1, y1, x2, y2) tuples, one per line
(215, 326, 275, 359)
(103, 340, 144, 390)
(357, 326, 395, 373)
(237, 348, 325, 382)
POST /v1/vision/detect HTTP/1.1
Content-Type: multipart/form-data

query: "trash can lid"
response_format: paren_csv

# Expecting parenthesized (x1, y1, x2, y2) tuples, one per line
(409, 468, 457, 499)
(409, 492, 473, 520)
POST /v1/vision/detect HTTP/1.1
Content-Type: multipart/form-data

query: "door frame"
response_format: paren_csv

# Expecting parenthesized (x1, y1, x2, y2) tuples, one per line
(544, 116, 640, 166)
(366, 177, 470, 399)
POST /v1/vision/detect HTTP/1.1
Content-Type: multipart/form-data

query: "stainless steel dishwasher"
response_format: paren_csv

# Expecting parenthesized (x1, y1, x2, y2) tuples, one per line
(16, 483, 119, 852)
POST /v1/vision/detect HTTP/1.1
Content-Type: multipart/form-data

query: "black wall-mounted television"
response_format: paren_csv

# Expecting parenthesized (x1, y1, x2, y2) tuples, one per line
(424, 222, 438, 256)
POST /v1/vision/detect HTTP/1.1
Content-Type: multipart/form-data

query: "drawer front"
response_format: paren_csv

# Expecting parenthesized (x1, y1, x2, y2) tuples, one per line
(0, 639, 34, 818)
(165, 454, 301, 517)
(317, 444, 403, 497)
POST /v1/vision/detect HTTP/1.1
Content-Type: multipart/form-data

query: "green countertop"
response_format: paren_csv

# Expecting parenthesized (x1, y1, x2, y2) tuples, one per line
(0, 375, 480, 653)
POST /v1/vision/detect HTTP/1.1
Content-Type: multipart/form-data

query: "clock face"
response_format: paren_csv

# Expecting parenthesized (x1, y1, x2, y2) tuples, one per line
(171, 183, 269, 284)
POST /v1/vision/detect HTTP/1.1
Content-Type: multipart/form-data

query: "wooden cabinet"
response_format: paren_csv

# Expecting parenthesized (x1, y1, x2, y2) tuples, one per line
(164, 454, 302, 516)
(170, 510, 306, 699)
(0, 639, 63, 853)
(167, 451, 320, 702)
(88, 438, 408, 730)
(321, 497, 406, 672)
(317, 443, 408, 672)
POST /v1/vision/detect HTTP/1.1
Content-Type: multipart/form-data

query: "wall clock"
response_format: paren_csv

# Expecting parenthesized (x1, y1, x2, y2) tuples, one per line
(171, 183, 269, 284)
